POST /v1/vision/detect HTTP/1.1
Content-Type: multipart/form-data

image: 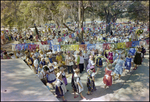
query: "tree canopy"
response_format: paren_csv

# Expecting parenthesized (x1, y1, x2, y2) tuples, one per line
(1, 0, 149, 36)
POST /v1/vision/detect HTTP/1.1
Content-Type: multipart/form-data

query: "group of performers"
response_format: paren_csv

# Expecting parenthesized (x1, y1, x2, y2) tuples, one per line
(47, 45, 145, 101)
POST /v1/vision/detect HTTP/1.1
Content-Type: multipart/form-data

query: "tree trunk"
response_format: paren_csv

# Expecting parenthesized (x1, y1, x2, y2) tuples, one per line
(56, 21, 59, 28)
(80, 1, 84, 43)
(77, 0, 86, 43)
(106, 15, 112, 34)
(78, 0, 81, 29)
(112, 16, 117, 29)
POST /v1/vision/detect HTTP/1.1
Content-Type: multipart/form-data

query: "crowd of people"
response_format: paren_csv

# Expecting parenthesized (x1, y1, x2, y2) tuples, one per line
(1, 44, 148, 101)
(1, 22, 149, 45)
(1, 21, 149, 101)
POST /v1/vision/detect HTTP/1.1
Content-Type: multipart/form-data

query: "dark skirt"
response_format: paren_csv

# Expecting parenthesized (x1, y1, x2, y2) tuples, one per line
(62, 76, 68, 86)
(47, 78, 56, 83)
(134, 52, 142, 65)
(87, 78, 96, 91)
(55, 86, 63, 97)
(71, 74, 78, 92)
(41, 78, 47, 85)
(79, 64, 84, 73)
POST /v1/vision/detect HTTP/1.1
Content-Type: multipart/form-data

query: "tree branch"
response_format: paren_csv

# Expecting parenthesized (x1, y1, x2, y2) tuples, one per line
(112, 8, 146, 17)
(62, 23, 75, 32)
(104, 7, 108, 18)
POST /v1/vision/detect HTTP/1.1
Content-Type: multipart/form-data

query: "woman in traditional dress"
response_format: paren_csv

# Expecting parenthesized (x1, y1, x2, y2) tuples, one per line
(59, 67, 69, 91)
(46, 63, 56, 89)
(133, 47, 142, 70)
(38, 65, 49, 86)
(71, 68, 86, 99)
(87, 55, 96, 72)
(87, 66, 96, 95)
(55, 72, 67, 101)
(39, 50, 44, 58)
(79, 52, 84, 73)
(95, 51, 109, 74)
(107, 48, 114, 64)
(40, 58, 46, 67)
(103, 64, 113, 89)
(141, 45, 146, 59)
(125, 54, 133, 72)
(112, 55, 126, 80)
(48, 53, 53, 64)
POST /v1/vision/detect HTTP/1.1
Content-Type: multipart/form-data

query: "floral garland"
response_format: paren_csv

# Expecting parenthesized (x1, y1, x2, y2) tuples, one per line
(136, 29, 143, 35)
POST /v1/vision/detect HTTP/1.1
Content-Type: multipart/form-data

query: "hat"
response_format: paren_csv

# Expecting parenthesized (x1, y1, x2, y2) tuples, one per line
(48, 63, 53, 67)
(53, 62, 57, 65)
(57, 72, 62, 78)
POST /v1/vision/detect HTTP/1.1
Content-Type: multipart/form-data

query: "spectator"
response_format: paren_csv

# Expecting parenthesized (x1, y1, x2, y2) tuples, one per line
(65, 51, 74, 74)
(40, 58, 46, 66)
(33, 56, 39, 73)
(3, 51, 11, 59)
(79, 52, 84, 73)
(83, 50, 89, 71)
(56, 52, 63, 64)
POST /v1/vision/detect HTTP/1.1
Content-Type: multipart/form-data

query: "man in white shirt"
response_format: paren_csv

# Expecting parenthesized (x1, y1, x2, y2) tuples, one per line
(16, 51, 23, 58)
(139, 35, 143, 40)
(83, 50, 89, 70)
(107, 37, 111, 43)
(113, 36, 117, 43)
(79, 52, 84, 73)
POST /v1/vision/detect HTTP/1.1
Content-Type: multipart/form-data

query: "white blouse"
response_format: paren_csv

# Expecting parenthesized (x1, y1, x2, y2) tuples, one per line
(89, 59, 95, 66)
(38, 69, 46, 79)
(79, 56, 84, 64)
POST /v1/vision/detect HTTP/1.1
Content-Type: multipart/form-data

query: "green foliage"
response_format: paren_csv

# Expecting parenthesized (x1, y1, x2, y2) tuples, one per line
(127, 1, 149, 22)
(1, 1, 149, 32)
